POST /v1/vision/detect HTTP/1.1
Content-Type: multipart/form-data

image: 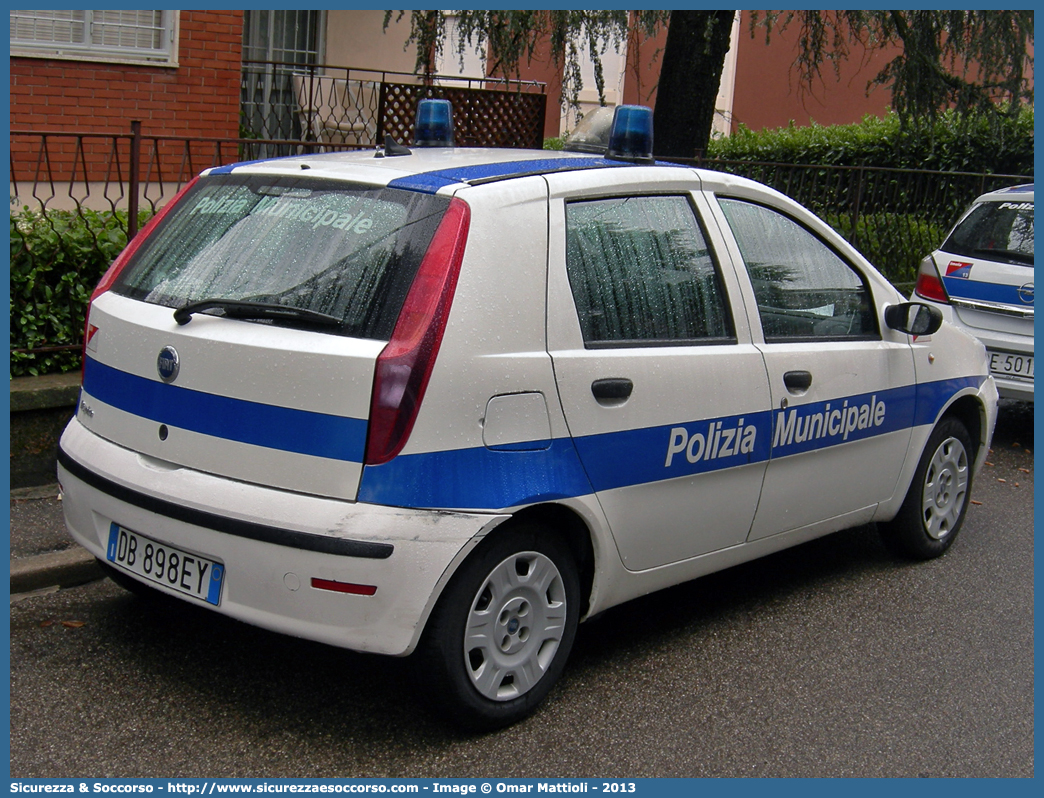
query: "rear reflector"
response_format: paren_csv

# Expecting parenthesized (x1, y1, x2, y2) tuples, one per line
(311, 578, 377, 596)
(364, 197, 471, 465)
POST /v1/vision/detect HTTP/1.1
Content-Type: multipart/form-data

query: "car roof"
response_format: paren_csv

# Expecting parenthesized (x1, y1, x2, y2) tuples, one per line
(975, 183, 1033, 203)
(201, 147, 713, 195)
(205, 148, 625, 190)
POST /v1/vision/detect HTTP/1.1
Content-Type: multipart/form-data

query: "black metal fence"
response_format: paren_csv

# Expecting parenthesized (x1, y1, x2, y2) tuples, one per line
(10, 126, 322, 375)
(688, 157, 1031, 287)
(8, 125, 1033, 375)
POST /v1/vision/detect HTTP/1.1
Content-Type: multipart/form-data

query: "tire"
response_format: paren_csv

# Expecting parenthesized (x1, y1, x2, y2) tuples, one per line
(416, 524, 580, 731)
(880, 416, 974, 560)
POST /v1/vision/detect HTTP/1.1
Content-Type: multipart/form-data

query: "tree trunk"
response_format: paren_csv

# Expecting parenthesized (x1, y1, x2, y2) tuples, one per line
(652, 10, 735, 159)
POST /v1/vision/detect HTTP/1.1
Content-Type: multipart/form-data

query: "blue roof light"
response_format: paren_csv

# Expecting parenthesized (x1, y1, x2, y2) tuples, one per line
(606, 105, 654, 164)
(414, 98, 455, 147)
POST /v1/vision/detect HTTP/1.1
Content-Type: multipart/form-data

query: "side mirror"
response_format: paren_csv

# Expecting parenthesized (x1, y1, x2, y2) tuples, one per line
(884, 302, 943, 336)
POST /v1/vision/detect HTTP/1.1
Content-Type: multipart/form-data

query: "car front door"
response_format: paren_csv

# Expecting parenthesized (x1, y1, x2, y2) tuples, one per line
(545, 173, 772, 571)
(711, 195, 917, 540)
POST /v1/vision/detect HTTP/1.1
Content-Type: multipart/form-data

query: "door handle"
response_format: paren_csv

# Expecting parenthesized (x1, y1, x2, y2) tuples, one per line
(783, 370, 812, 393)
(591, 378, 633, 402)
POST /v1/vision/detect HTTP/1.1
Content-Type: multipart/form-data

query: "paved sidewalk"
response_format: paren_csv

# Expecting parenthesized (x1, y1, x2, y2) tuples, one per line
(9, 484, 103, 594)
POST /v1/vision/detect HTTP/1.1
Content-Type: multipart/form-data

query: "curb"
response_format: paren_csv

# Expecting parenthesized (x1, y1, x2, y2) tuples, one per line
(10, 371, 81, 413)
(10, 548, 104, 595)
(11, 483, 61, 500)
(10, 482, 105, 595)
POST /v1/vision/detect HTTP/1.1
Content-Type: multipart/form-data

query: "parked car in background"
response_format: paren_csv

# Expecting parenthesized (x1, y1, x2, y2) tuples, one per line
(914, 185, 1034, 401)
(58, 103, 998, 730)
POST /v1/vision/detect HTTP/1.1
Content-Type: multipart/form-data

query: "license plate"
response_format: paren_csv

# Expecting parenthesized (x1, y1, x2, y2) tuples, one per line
(988, 350, 1034, 380)
(106, 523, 224, 605)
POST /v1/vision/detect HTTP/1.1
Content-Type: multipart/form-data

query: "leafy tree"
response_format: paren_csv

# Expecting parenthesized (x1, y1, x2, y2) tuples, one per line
(752, 11, 1034, 127)
(653, 11, 734, 157)
(387, 10, 1034, 158)
(385, 10, 666, 114)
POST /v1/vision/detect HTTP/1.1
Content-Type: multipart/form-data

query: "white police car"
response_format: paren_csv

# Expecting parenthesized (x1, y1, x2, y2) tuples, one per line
(914, 184, 1033, 401)
(59, 102, 998, 730)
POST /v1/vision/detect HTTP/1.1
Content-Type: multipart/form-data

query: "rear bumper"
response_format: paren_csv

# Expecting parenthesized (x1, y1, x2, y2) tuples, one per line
(993, 376, 1033, 402)
(974, 333, 1033, 403)
(57, 420, 508, 656)
(922, 300, 1033, 402)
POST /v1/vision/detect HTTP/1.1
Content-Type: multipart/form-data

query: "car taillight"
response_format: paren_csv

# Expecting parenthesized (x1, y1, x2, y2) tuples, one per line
(913, 255, 950, 304)
(81, 177, 201, 366)
(364, 197, 470, 465)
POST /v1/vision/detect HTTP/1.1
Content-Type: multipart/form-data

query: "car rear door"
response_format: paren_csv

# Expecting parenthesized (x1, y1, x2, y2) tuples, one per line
(545, 169, 772, 572)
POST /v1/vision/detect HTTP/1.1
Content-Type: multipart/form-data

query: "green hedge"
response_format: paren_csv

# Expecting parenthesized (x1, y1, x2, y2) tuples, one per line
(825, 212, 947, 287)
(707, 109, 1034, 175)
(10, 207, 145, 377)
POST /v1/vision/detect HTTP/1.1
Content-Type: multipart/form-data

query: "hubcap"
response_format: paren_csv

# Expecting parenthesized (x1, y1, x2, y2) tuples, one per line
(464, 551, 567, 701)
(920, 436, 969, 540)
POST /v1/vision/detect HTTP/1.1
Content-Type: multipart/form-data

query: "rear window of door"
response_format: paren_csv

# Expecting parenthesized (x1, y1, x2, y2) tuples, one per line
(565, 195, 734, 347)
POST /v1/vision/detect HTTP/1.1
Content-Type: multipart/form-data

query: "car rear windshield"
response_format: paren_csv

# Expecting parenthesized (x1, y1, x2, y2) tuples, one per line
(943, 199, 1034, 266)
(111, 174, 451, 339)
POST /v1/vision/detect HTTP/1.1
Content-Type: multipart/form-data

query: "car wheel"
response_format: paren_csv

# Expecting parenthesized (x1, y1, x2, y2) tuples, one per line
(880, 416, 974, 560)
(417, 524, 580, 731)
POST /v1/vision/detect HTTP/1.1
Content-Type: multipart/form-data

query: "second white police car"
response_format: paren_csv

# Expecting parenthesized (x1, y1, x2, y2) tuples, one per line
(913, 184, 1034, 401)
(59, 102, 998, 729)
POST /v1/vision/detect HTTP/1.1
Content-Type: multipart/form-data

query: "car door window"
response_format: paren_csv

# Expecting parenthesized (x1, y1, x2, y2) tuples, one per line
(565, 195, 734, 346)
(718, 198, 877, 342)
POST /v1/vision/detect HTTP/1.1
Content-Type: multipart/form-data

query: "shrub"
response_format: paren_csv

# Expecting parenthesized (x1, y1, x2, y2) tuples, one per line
(826, 212, 947, 287)
(9, 207, 145, 377)
(707, 108, 1034, 176)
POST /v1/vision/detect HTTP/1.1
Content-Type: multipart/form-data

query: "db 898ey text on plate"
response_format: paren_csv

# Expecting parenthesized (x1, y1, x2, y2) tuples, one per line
(106, 522, 224, 605)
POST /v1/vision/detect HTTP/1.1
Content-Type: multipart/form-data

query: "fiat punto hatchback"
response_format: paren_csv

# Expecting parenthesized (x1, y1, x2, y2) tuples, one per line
(59, 103, 998, 729)
(913, 184, 1033, 401)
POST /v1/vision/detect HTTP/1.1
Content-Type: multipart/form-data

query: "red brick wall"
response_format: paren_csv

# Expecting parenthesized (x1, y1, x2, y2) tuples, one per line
(10, 10, 243, 139)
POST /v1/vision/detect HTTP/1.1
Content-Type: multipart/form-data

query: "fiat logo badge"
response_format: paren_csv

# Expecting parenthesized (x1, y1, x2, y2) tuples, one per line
(1018, 283, 1034, 305)
(157, 346, 180, 383)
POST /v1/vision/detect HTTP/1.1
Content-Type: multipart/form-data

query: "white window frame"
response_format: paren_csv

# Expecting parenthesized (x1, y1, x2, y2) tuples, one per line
(10, 10, 180, 68)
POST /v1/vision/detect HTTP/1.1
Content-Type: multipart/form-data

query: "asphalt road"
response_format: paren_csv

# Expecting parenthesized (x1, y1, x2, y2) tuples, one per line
(9, 402, 1034, 778)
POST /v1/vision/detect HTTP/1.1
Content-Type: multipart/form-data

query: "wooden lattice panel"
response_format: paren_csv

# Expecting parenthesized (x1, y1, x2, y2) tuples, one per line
(378, 83, 547, 149)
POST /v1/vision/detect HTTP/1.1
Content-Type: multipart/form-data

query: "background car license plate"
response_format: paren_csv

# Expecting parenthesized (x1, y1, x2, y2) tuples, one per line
(988, 351, 1034, 380)
(106, 523, 224, 605)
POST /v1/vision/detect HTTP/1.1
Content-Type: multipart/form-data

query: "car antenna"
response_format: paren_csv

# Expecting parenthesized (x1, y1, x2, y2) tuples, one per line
(378, 134, 412, 158)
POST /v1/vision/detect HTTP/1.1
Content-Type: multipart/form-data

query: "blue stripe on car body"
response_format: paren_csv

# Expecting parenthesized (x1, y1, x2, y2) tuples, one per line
(82, 356, 367, 462)
(83, 356, 985, 511)
(386, 157, 632, 194)
(360, 377, 986, 510)
(357, 438, 594, 509)
(208, 155, 643, 194)
(943, 277, 1034, 307)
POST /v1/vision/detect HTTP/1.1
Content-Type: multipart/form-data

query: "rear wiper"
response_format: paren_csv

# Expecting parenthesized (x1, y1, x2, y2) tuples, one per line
(173, 299, 342, 328)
